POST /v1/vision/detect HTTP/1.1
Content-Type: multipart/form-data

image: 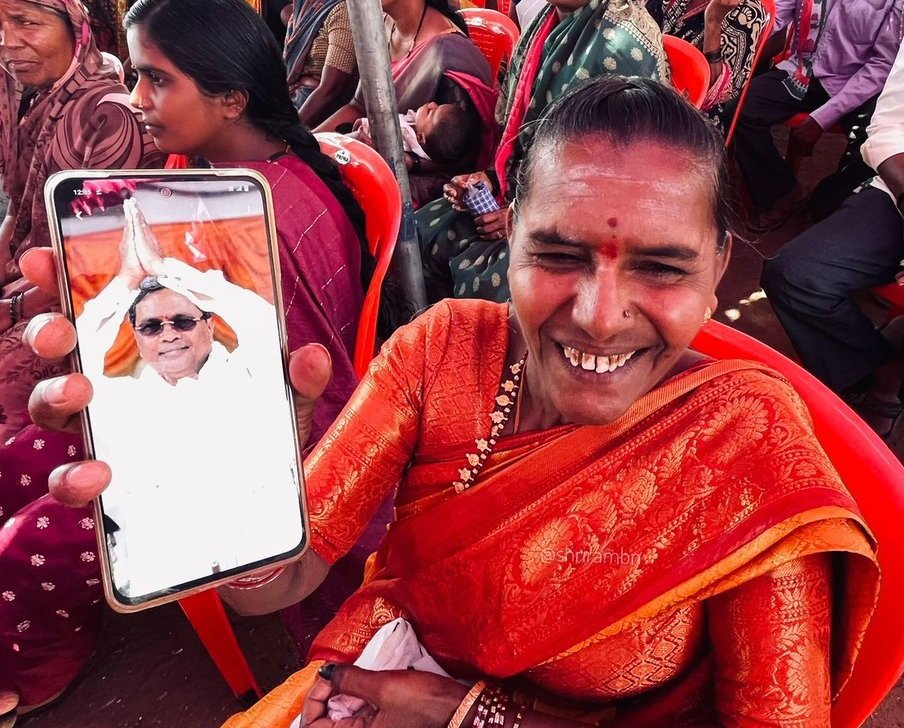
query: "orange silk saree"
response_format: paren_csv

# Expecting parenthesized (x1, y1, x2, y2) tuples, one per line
(226, 299, 878, 727)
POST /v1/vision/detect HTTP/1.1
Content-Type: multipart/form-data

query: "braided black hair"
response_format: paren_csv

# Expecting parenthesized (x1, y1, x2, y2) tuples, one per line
(125, 0, 374, 288)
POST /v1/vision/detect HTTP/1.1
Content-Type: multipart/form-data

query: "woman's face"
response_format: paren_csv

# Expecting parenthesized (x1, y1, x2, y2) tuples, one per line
(508, 137, 729, 426)
(0, 0, 75, 90)
(126, 25, 232, 159)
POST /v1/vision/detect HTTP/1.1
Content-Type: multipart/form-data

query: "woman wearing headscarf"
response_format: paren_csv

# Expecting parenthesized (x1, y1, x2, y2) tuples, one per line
(0, 0, 160, 719)
(416, 0, 667, 303)
(648, 0, 770, 115)
(0, 0, 162, 439)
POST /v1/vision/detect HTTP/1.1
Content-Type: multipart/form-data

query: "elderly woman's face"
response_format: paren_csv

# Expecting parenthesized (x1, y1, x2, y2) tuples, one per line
(0, 0, 74, 89)
(508, 137, 729, 426)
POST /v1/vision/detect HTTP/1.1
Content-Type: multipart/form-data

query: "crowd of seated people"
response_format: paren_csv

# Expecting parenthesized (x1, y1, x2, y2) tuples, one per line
(1, 0, 903, 723)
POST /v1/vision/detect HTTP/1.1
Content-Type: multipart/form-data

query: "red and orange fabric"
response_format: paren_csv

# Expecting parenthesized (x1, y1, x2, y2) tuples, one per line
(225, 299, 878, 727)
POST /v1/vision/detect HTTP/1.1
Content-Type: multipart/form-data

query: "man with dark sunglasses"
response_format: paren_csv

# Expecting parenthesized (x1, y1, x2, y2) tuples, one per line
(73, 201, 299, 599)
(126, 278, 215, 386)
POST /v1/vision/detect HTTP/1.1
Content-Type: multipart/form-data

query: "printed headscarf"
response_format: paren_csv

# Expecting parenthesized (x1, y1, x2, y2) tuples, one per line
(0, 0, 155, 266)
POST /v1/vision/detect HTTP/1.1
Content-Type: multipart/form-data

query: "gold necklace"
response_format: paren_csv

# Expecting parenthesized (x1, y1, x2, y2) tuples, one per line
(453, 354, 527, 493)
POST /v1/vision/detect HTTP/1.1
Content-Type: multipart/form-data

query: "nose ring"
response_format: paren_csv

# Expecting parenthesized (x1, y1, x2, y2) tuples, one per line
(622, 309, 631, 319)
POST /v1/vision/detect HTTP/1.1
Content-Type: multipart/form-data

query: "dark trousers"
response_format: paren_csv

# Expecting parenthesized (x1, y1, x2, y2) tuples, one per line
(729, 69, 875, 210)
(761, 187, 904, 392)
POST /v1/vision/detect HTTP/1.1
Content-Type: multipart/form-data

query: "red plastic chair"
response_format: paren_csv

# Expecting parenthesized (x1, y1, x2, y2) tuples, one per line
(164, 154, 190, 169)
(179, 591, 261, 704)
(872, 282, 904, 321)
(692, 320, 904, 727)
(460, 8, 520, 81)
(723, 0, 776, 146)
(315, 132, 403, 377)
(663, 35, 711, 109)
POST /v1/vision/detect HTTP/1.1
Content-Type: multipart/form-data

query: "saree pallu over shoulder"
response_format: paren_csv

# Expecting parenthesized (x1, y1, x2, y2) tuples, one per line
(306, 303, 877, 708)
(354, 32, 495, 111)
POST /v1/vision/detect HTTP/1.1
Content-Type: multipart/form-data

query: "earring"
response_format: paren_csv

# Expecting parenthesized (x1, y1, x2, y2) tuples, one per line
(703, 307, 713, 324)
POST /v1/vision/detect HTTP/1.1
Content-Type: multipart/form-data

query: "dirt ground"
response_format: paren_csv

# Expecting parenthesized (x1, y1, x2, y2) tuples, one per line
(15, 133, 904, 727)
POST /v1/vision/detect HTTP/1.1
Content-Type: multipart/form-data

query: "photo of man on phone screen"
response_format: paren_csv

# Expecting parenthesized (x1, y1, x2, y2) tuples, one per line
(71, 195, 302, 600)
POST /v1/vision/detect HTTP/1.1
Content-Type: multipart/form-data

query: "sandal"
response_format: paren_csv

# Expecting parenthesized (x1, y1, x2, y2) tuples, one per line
(855, 393, 904, 441)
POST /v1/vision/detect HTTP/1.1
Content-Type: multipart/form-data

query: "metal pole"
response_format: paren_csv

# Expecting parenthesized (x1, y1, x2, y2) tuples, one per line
(345, 0, 428, 313)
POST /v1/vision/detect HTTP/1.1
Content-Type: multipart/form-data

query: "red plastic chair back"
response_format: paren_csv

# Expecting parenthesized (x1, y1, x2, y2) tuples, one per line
(316, 132, 402, 378)
(495, 0, 512, 15)
(724, 0, 775, 145)
(693, 321, 904, 727)
(663, 35, 710, 109)
(872, 282, 904, 320)
(460, 8, 520, 81)
(164, 154, 191, 169)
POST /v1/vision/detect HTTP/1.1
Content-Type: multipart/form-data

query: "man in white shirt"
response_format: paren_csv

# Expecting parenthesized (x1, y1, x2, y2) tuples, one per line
(77, 200, 304, 599)
(761, 37, 904, 436)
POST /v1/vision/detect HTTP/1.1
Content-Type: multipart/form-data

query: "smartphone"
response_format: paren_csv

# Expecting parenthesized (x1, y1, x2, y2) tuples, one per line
(45, 169, 308, 611)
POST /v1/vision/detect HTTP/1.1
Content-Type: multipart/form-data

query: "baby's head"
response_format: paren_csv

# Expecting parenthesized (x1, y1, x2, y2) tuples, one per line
(414, 102, 479, 163)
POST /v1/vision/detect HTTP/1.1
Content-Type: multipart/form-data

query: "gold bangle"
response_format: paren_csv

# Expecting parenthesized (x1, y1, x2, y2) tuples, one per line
(448, 680, 486, 728)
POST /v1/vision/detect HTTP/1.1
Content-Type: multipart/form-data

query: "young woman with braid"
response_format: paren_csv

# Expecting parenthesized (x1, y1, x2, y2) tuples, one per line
(124, 0, 373, 448)
(0, 2, 377, 715)
(123, 0, 386, 659)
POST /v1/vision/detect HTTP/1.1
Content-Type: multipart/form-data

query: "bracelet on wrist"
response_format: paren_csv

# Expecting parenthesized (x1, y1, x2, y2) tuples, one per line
(8, 292, 24, 325)
(704, 49, 722, 63)
(448, 681, 486, 728)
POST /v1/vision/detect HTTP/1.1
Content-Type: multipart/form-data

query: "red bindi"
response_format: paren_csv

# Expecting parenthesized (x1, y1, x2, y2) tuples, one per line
(607, 217, 618, 228)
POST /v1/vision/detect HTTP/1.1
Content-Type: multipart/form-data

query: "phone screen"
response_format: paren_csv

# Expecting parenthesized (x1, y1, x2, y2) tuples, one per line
(47, 171, 306, 608)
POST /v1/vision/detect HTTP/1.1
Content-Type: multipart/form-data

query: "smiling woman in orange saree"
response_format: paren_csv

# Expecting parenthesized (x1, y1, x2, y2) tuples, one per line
(22, 77, 878, 727)
(220, 79, 879, 728)
(224, 296, 877, 727)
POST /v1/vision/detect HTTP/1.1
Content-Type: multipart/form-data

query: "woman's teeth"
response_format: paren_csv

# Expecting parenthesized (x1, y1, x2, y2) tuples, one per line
(562, 345, 636, 373)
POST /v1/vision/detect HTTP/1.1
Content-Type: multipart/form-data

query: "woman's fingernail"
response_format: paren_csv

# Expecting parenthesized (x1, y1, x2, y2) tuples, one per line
(23, 314, 52, 349)
(317, 663, 336, 681)
(66, 463, 97, 490)
(44, 378, 69, 405)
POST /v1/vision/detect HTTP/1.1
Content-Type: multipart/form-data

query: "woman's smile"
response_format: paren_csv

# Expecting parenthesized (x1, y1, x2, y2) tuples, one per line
(559, 344, 639, 374)
(509, 137, 728, 427)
